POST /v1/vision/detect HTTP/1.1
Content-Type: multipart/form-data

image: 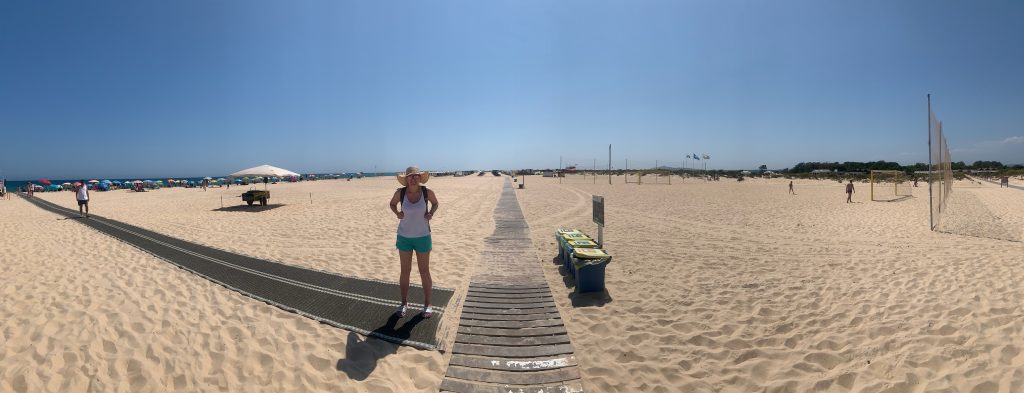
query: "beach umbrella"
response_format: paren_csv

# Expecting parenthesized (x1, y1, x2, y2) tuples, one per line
(61, 182, 71, 186)
(203, 177, 212, 180)
(39, 179, 52, 185)
(88, 180, 99, 184)
(101, 180, 112, 184)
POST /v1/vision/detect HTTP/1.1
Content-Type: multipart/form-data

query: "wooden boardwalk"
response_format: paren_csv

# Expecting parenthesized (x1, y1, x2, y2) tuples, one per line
(440, 180, 584, 392)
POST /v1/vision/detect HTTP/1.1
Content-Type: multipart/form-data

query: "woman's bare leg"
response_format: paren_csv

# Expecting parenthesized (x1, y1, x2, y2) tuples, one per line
(416, 251, 432, 307)
(399, 250, 414, 304)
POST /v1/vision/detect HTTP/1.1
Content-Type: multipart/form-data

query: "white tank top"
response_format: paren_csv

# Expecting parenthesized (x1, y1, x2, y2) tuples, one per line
(397, 189, 430, 238)
(77, 185, 89, 201)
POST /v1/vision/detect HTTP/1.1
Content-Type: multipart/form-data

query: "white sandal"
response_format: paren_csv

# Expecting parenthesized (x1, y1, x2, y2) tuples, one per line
(395, 304, 408, 318)
(422, 305, 434, 319)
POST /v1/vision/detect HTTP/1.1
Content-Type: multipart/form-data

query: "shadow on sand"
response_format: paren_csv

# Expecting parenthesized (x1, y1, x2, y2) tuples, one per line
(569, 289, 613, 308)
(212, 204, 285, 212)
(336, 313, 426, 381)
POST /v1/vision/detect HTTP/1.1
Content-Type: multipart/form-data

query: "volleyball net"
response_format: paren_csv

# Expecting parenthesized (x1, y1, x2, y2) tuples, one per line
(928, 100, 952, 230)
(928, 96, 1022, 242)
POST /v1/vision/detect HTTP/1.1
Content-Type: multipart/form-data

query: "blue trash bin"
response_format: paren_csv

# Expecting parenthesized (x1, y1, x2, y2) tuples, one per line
(556, 235, 572, 266)
(562, 242, 575, 276)
(564, 239, 599, 277)
(555, 229, 582, 261)
(573, 256, 611, 293)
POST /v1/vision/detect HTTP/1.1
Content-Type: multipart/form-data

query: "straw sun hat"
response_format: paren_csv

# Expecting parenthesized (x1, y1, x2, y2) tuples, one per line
(397, 166, 430, 186)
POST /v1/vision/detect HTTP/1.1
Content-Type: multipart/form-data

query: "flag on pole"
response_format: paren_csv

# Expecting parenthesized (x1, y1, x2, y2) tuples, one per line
(702, 154, 710, 160)
(693, 153, 700, 161)
(686, 155, 691, 159)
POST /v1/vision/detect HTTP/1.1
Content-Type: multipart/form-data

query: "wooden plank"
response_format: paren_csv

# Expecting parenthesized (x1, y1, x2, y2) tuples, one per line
(464, 292, 552, 302)
(461, 306, 559, 316)
(470, 279, 548, 286)
(440, 378, 585, 393)
(440, 376, 585, 393)
(445, 365, 582, 385)
(468, 290, 552, 296)
(465, 297, 554, 305)
(464, 301, 556, 309)
(460, 312, 562, 321)
(448, 354, 577, 371)
(464, 293, 553, 301)
(457, 319, 564, 329)
(455, 333, 571, 346)
(458, 325, 567, 337)
(469, 284, 550, 291)
(479, 253, 534, 259)
(439, 378, 499, 393)
(452, 343, 576, 357)
(478, 249, 534, 254)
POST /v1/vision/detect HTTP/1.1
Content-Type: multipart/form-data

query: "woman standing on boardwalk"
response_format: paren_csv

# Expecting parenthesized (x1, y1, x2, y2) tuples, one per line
(390, 166, 439, 318)
(75, 180, 90, 218)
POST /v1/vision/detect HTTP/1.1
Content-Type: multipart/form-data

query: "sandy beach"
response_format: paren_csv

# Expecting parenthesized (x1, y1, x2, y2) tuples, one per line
(1, 176, 502, 393)
(3, 174, 1024, 392)
(518, 175, 1024, 392)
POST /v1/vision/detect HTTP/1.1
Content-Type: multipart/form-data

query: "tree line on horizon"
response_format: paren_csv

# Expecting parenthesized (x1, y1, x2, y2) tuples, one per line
(786, 160, 1021, 174)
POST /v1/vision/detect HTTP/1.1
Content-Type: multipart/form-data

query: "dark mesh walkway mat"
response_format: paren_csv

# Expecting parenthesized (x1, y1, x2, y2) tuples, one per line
(441, 180, 584, 392)
(20, 194, 453, 350)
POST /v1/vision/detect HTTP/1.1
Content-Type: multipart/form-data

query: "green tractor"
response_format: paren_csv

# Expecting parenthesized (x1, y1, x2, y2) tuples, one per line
(242, 189, 270, 206)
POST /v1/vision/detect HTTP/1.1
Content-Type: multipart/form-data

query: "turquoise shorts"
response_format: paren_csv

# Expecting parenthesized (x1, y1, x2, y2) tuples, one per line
(396, 235, 432, 253)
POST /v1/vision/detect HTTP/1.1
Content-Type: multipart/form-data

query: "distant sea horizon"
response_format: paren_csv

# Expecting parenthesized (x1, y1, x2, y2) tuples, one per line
(1, 172, 390, 192)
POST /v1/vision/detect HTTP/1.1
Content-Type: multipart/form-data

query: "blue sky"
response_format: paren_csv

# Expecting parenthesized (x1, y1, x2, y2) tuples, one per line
(1, 0, 1022, 179)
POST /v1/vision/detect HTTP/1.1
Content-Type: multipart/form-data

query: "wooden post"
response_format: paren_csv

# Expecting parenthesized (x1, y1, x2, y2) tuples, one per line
(593, 195, 604, 247)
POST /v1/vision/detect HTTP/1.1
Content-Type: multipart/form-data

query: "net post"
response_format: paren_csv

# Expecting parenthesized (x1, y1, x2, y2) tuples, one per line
(927, 94, 933, 230)
(870, 171, 875, 201)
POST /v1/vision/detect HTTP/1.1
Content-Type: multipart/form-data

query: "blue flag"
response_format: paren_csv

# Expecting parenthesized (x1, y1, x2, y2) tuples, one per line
(693, 153, 700, 161)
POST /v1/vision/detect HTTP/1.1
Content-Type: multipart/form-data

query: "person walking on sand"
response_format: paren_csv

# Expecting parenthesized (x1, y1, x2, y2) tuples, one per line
(788, 180, 795, 195)
(846, 180, 855, 203)
(390, 166, 439, 318)
(75, 180, 90, 217)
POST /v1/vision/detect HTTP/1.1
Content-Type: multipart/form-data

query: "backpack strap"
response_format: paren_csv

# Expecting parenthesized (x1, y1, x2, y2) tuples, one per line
(398, 186, 431, 216)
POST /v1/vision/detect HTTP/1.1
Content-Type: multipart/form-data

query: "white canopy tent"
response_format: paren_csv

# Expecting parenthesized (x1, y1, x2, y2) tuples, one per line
(229, 164, 299, 190)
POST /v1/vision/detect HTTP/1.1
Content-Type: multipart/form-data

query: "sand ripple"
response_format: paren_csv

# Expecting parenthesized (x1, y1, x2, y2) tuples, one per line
(519, 176, 1024, 392)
